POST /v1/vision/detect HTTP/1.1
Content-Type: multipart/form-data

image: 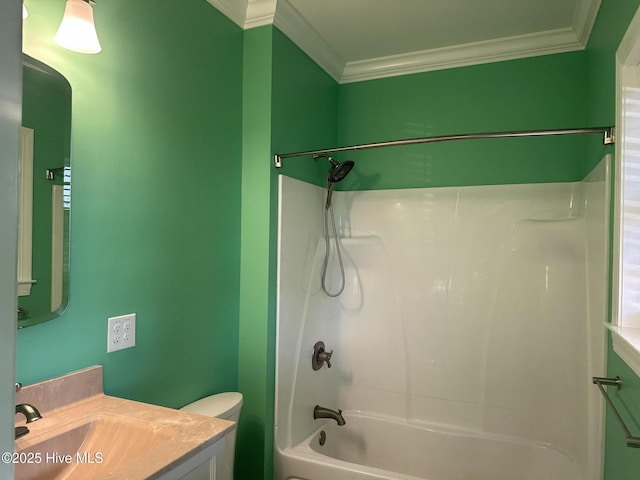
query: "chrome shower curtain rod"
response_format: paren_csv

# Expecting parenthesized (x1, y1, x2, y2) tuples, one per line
(273, 126, 615, 168)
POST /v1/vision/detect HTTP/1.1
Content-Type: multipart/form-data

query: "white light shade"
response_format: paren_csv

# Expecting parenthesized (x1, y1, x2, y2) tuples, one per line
(54, 0, 102, 54)
(23, 4, 28, 19)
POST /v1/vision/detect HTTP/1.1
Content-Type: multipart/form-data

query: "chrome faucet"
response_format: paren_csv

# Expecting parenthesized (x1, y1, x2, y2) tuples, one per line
(16, 403, 43, 423)
(314, 405, 346, 426)
(15, 404, 43, 440)
(15, 383, 42, 439)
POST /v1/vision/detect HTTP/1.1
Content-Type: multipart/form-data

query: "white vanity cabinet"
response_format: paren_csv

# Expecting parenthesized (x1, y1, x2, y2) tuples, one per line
(158, 437, 226, 480)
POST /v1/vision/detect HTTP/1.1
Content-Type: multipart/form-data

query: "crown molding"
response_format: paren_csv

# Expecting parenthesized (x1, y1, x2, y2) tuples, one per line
(273, 0, 344, 82)
(206, 0, 247, 29)
(208, 0, 602, 84)
(245, 0, 277, 29)
(573, 0, 602, 45)
(340, 28, 585, 83)
(206, 0, 276, 29)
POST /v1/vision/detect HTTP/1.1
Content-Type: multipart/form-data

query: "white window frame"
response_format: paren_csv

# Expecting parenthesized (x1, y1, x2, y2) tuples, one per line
(611, 6, 640, 377)
(17, 127, 36, 296)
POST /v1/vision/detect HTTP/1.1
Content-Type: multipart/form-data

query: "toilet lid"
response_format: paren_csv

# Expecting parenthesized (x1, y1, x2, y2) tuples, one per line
(180, 392, 243, 420)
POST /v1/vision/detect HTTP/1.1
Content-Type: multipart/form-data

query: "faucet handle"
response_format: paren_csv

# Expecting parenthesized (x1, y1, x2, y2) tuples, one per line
(319, 350, 333, 368)
(312, 341, 334, 370)
(15, 383, 22, 393)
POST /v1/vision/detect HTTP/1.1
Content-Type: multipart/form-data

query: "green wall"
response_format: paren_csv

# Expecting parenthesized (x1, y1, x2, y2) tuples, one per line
(238, 25, 274, 480)
(337, 52, 589, 190)
(585, 1, 640, 478)
(237, 26, 338, 480)
(584, 0, 640, 173)
(271, 29, 339, 187)
(18, 0, 243, 409)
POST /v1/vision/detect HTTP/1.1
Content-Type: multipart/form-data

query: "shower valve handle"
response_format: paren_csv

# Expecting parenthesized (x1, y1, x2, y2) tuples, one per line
(319, 350, 333, 368)
(312, 341, 333, 370)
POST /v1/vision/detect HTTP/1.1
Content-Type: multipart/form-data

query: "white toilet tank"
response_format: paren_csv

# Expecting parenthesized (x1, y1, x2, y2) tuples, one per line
(181, 392, 243, 480)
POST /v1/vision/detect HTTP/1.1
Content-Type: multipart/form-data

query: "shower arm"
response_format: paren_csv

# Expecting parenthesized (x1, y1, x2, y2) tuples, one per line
(273, 126, 615, 168)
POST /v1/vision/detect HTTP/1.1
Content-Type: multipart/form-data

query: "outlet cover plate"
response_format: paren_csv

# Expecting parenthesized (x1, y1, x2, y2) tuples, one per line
(107, 313, 136, 353)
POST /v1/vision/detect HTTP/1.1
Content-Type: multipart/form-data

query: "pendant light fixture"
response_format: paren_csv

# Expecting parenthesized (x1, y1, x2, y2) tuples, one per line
(54, 0, 101, 54)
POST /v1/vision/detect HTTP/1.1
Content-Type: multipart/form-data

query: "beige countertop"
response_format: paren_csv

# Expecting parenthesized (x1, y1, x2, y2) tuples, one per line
(15, 366, 234, 479)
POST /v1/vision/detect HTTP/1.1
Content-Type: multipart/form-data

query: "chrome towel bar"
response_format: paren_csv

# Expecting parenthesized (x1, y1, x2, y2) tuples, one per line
(593, 376, 640, 448)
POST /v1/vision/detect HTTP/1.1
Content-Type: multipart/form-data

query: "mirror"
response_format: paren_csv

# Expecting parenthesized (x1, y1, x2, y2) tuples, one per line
(18, 54, 72, 328)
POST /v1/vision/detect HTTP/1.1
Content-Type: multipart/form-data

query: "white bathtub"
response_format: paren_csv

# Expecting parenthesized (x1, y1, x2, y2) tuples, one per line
(275, 413, 582, 480)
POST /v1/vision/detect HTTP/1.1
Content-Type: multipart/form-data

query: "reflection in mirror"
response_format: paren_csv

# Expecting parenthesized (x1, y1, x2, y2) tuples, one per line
(18, 54, 72, 328)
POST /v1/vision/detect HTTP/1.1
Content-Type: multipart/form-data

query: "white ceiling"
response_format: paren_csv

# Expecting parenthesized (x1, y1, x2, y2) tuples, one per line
(207, 0, 602, 83)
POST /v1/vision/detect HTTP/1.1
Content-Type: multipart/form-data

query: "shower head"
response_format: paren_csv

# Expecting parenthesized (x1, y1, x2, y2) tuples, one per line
(314, 155, 355, 184)
(314, 155, 355, 209)
(328, 159, 355, 183)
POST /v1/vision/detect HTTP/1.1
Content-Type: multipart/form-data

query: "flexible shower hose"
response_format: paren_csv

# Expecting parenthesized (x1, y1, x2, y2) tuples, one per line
(321, 200, 346, 297)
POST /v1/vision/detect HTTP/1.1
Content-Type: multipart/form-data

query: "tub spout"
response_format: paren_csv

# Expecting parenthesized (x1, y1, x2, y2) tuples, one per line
(314, 405, 346, 426)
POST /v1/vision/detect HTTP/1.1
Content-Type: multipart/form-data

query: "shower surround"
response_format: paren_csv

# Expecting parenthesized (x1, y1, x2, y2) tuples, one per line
(275, 158, 609, 480)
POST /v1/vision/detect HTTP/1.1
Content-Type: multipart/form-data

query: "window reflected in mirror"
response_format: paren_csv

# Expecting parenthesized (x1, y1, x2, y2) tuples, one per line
(18, 54, 71, 328)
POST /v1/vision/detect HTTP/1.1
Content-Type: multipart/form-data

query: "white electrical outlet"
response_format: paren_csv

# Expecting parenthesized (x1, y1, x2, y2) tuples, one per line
(107, 313, 136, 353)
